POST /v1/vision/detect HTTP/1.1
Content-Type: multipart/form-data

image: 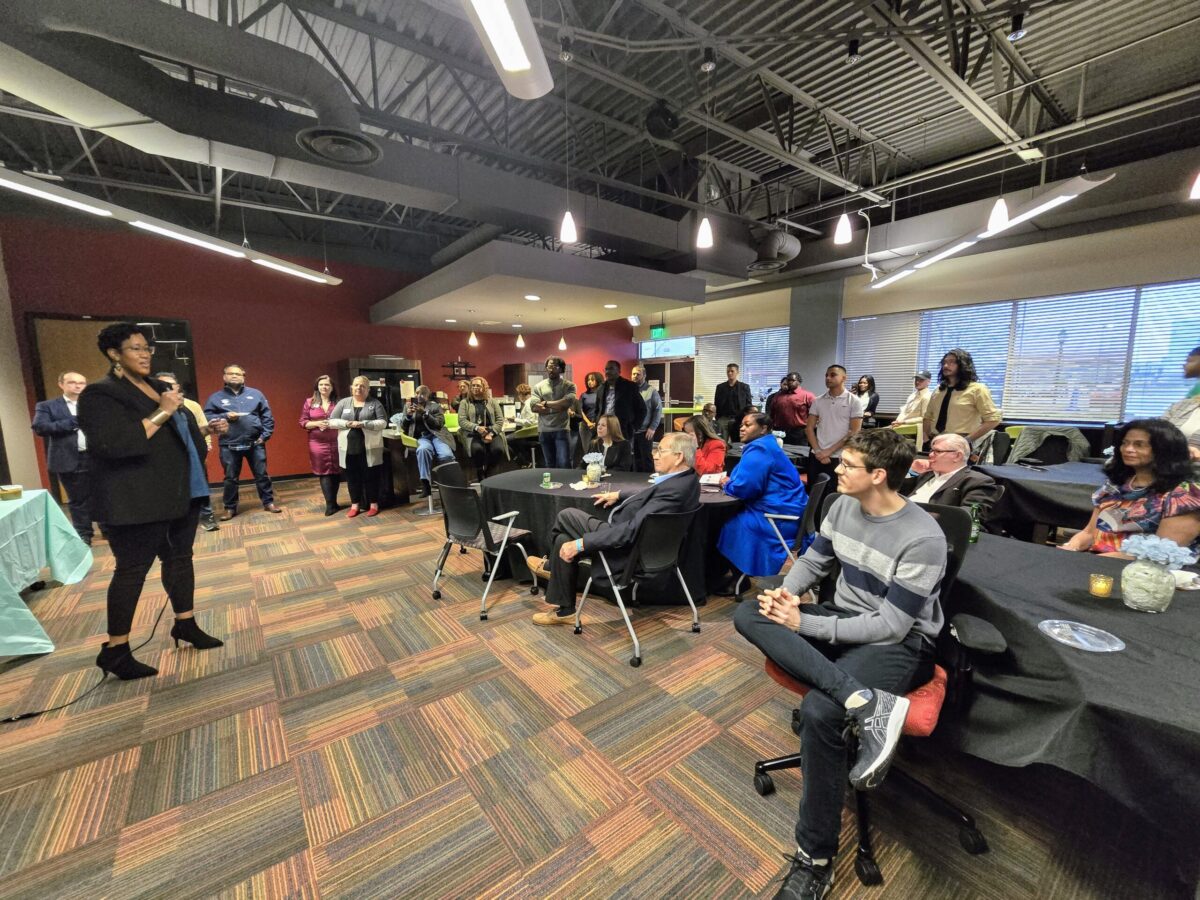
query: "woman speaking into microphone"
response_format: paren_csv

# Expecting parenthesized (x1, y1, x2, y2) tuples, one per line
(78, 323, 227, 680)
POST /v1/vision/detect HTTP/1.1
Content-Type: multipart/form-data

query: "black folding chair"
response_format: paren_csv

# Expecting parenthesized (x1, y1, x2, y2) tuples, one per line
(573, 508, 702, 668)
(431, 479, 534, 620)
(732, 473, 832, 596)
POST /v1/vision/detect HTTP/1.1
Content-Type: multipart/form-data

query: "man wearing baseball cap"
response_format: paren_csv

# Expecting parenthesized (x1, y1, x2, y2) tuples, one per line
(892, 371, 933, 427)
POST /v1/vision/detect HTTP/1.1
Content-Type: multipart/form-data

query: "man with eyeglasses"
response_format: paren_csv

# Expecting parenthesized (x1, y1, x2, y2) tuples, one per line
(528, 431, 700, 626)
(735, 429, 947, 899)
(203, 364, 281, 518)
(901, 433, 997, 511)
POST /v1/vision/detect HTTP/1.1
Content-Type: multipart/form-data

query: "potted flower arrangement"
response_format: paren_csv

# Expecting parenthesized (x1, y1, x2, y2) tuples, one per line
(1118, 534, 1198, 613)
(582, 452, 605, 486)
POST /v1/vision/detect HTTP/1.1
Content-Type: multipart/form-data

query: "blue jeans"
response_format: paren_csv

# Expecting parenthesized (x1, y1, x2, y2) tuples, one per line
(539, 429, 572, 469)
(220, 442, 274, 509)
(415, 436, 455, 481)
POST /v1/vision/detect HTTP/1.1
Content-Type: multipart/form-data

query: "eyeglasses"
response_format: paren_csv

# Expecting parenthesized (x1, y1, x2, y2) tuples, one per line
(121, 344, 155, 355)
(651, 447, 681, 458)
(835, 460, 869, 471)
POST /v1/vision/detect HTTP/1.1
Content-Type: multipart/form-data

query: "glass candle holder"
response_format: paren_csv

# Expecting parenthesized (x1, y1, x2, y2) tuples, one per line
(1088, 573, 1114, 598)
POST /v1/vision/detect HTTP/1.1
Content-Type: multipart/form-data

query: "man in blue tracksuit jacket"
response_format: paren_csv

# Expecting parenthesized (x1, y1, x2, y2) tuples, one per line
(203, 363, 281, 518)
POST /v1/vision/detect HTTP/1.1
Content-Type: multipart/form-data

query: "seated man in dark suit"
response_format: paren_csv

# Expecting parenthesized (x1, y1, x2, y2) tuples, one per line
(901, 433, 997, 512)
(530, 431, 700, 625)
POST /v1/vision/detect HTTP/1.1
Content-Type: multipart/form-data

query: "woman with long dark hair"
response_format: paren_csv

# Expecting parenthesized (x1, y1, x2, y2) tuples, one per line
(575, 371, 603, 466)
(922, 348, 1001, 446)
(78, 323, 227, 680)
(301, 374, 341, 515)
(1063, 418, 1199, 554)
(588, 414, 633, 471)
(852, 375, 879, 427)
(683, 414, 727, 475)
(458, 376, 509, 479)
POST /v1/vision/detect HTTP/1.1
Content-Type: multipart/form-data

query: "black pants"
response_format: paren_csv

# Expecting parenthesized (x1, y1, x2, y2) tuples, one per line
(104, 500, 202, 637)
(545, 507, 606, 610)
(220, 443, 274, 510)
(734, 601, 932, 859)
(783, 427, 808, 446)
(632, 432, 654, 473)
(805, 452, 840, 491)
(469, 436, 504, 478)
(57, 463, 93, 542)
(344, 453, 379, 507)
(318, 474, 341, 510)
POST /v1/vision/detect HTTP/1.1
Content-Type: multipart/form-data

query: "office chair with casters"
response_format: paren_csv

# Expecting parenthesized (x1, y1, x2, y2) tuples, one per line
(750, 503, 1005, 886)
(431, 480, 535, 620)
(733, 474, 832, 596)
(573, 508, 701, 667)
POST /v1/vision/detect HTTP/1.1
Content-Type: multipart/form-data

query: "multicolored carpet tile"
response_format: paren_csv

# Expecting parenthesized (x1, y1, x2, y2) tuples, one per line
(0, 480, 1190, 898)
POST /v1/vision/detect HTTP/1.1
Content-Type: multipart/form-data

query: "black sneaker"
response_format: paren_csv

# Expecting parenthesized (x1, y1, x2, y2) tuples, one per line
(200, 515, 219, 532)
(847, 690, 910, 790)
(773, 852, 832, 900)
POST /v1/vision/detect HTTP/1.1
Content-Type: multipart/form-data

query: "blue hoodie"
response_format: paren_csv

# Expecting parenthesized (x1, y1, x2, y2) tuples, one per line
(203, 384, 275, 447)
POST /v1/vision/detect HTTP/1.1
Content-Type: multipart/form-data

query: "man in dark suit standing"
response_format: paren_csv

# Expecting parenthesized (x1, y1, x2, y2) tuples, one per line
(594, 359, 646, 448)
(530, 431, 700, 625)
(31, 371, 95, 544)
(714, 363, 752, 442)
(901, 433, 998, 512)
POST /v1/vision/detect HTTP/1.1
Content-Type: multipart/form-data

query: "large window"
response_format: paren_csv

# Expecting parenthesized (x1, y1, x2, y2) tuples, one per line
(692, 327, 790, 405)
(842, 278, 1200, 423)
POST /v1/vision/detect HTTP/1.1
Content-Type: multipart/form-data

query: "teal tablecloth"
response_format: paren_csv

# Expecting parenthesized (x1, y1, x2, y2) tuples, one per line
(0, 489, 94, 656)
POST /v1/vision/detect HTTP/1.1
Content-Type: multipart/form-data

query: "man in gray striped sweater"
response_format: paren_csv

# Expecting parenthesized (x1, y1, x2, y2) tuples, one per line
(735, 428, 946, 900)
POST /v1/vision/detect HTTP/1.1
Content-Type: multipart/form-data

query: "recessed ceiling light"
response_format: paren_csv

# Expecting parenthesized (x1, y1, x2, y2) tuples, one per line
(524, 294, 541, 301)
(479, 320, 501, 325)
(512, 324, 523, 328)
(603, 304, 618, 309)
(445, 318, 457, 323)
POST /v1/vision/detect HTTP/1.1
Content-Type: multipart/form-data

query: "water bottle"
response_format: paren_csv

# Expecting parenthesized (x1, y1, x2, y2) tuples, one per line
(541, 472, 552, 489)
(968, 502, 982, 543)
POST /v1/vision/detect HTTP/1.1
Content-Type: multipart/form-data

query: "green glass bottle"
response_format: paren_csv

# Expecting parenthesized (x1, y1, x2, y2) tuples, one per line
(968, 502, 982, 543)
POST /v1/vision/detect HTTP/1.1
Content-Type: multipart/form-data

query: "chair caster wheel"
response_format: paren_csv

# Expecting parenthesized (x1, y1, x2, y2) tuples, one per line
(629, 656, 642, 668)
(854, 853, 883, 886)
(959, 826, 988, 854)
(753, 773, 774, 796)
(791, 709, 802, 737)
(459, 547, 468, 554)
(432, 590, 441, 600)
(480, 613, 488, 621)
(530, 585, 539, 595)
(691, 623, 700, 633)
(573, 626, 582, 635)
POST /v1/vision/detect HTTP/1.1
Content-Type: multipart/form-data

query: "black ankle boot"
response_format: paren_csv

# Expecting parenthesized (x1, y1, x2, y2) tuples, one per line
(418, 479, 431, 499)
(96, 642, 158, 680)
(170, 617, 224, 650)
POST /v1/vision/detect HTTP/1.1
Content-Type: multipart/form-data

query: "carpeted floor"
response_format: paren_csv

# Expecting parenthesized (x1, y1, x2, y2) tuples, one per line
(0, 479, 1192, 899)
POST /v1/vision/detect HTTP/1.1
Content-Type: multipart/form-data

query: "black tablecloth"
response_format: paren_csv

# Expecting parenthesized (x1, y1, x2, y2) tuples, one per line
(480, 468, 740, 604)
(944, 533, 1200, 829)
(976, 461, 1106, 533)
(725, 441, 809, 474)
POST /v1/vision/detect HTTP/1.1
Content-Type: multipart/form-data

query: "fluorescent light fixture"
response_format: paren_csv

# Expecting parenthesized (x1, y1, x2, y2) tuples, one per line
(834, 213, 852, 244)
(0, 171, 112, 217)
(468, 331, 480, 347)
(696, 215, 714, 249)
(524, 294, 541, 301)
(512, 323, 523, 328)
(603, 304, 618, 309)
(914, 240, 976, 269)
(516, 333, 526, 348)
(870, 269, 915, 289)
(132, 220, 246, 258)
(987, 197, 1009, 233)
(251, 257, 327, 282)
(460, 0, 552, 99)
(1016, 147, 1044, 161)
(560, 210, 578, 244)
(978, 193, 1074, 238)
(627, 315, 641, 326)
(1190, 171, 1200, 200)
(445, 318, 457, 323)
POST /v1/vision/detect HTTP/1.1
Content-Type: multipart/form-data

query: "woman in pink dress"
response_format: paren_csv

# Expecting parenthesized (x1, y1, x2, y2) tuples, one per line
(301, 375, 342, 515)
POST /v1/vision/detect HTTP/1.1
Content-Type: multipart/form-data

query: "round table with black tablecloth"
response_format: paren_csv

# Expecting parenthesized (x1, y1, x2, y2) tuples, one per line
(975, 461, 1107, 540)
(944, 532, 1200, 833)
(724, 441, 808, 473)
(480, 468, 740, 604)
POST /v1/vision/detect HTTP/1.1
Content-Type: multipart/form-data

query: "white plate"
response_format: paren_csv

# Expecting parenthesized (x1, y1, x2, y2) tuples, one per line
(1038, 619, 1125, 652)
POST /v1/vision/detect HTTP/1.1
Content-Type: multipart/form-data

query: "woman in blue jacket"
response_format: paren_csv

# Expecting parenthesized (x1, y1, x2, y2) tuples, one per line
(715, 412, 807, 592)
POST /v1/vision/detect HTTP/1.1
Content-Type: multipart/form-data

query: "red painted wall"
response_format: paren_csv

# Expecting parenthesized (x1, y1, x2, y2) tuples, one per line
(2, 219, 638, 482)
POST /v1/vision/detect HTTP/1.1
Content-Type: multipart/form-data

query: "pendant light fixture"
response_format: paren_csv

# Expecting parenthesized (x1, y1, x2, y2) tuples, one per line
(1189, 170, 1200, 200)
(696, 58, 715, 250)
(559, 61, 577, 244)
(834, 212, 852, 244)
(468, 331, 479, 347)
(516, 332, 526, 348)
(988, 161, 1009, 233)
(557, 318, 567, 351)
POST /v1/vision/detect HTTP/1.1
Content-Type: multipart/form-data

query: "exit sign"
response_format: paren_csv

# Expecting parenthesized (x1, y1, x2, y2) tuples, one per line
(649, 324, 667, 339)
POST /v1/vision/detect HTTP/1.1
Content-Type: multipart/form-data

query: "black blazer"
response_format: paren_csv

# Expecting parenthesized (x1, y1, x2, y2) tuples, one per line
(31, 396, 85, 473)
(590, 439, 633, 472)
(586, 469, 701, 564)
(901, 466, 998, 513)
(595, 377, 647, 446)
(714, 380, 752, 421)
(78, 375, 208, 526)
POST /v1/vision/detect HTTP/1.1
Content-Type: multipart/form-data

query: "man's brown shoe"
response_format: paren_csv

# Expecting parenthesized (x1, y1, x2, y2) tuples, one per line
(527, 556, 551, 580)
(219, 510, 236, 521)
(264, 503, 283, 514)
(532, 609, 575, 626)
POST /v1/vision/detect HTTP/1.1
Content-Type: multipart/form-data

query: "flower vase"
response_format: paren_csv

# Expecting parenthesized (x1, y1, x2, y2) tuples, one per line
(586, 462, 603, 486)
(1120, 558, 1175, 613)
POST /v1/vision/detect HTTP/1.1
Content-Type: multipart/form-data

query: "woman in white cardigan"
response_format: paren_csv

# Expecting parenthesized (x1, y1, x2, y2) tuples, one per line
(330, 376, 387, 517)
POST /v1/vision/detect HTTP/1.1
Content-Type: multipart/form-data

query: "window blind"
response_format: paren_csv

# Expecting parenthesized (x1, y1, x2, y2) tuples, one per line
(917, 302, 1013, 407)
(695, 332, 743, 404)
(1003, 289, 1136, 421)
(1124, 279, 1200, 420)
(842, 312, 920, 413)
(742, 326, 791, 407)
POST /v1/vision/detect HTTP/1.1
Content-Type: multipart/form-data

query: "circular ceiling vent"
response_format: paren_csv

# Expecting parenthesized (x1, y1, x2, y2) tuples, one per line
(746, 257, 789, 273)
(296, 127, 381, 166)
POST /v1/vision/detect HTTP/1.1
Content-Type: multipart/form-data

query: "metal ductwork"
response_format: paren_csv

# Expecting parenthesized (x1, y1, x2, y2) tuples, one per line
(0, 0, 380, 166)
(748, 229, 802, 273)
